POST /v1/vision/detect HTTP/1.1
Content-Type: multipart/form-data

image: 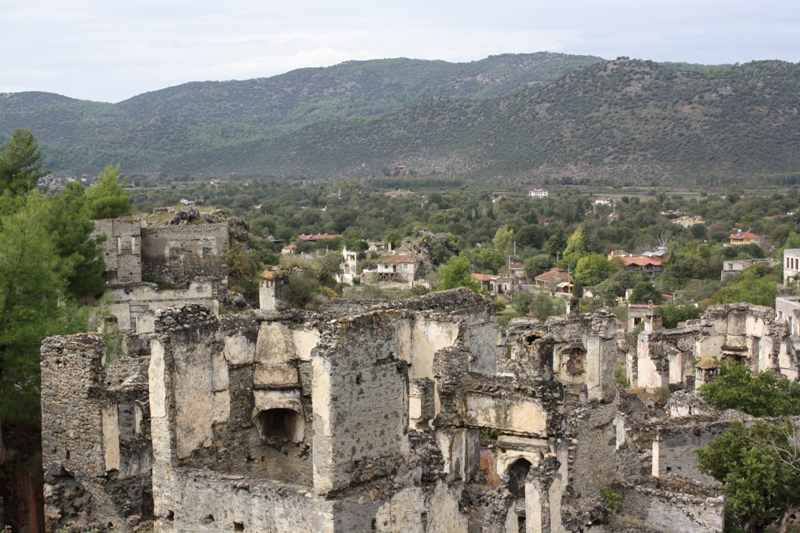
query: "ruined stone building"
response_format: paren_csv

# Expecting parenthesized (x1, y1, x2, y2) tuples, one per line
(637, 301, 800, 391)
(41, 278, 735, 533)
(92, 216, 229, 333)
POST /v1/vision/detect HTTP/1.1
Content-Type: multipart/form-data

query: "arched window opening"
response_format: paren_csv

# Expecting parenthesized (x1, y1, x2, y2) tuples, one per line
(255, 408, 304, 445)
(507, 458, 532, 497)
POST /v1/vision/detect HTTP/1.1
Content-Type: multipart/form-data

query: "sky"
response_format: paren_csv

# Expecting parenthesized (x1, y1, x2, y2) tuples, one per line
(2, 0, 799, 103)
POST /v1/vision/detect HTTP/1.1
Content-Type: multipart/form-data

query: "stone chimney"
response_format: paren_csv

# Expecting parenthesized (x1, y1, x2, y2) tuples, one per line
(566, 296, 580, 316)
(259, 268, 290, 311)
(695, 358, 720, 390)
(644, 309, 662, 332)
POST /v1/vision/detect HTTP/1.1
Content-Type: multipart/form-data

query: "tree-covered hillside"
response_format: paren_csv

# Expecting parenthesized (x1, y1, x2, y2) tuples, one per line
(0, 53, 603, 175)
(3, 56, 800, 184)
(171, 58, 798, 184)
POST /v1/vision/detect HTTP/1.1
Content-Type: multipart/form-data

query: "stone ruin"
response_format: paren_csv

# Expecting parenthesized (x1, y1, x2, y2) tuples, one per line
(41, 280, 735, 533)
(91, 215, 230, 334)
(637, 302, 800, 392)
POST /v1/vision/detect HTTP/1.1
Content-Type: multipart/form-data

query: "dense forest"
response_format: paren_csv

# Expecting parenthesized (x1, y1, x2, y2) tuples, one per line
(2, 56, 800, 184)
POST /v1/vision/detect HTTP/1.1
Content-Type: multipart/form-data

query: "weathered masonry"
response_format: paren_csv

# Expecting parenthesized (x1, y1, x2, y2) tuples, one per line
(91, 217, 228, 333)
(42, 285, 727, 533)
(637, 302, 800, 391)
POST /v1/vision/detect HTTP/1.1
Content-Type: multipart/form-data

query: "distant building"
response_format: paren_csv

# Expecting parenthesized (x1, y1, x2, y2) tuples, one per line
(509, 262, 525, 277)
(621, 255, 669, 278)
(362, 254, 420, 287)
(729, 231, 767, 248)
(385, 189, 414, 197)
(471, 273, 513, 295)
(784, 249, 800, 285)
(594, 197, 612, 206)
(671, 216, 705, 228)
(628, 304, 651, 331)
(298, 233, 343, 242)
(721, 258, 778, 280)
(528, 189, 549, 199)
(776, 295, 800, 335)
(338, 247, 359, 286)
(607, 250, 631, 261)
(281, 244, 297, 255)
(534, 268, 571, 289)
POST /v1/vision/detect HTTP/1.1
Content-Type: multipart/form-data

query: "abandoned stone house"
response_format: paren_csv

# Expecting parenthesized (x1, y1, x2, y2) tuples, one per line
(41, 272, 740, 533)
(636, 301, 800, 391)
(91, 217, 229, 333)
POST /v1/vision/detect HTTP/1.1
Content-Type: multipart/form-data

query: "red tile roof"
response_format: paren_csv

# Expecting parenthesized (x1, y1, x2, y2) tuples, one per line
(730, 232, 760, 240)
(535, 268, 571, 282)
(471, 273, 497, 282)
(622, 256, 669, 267)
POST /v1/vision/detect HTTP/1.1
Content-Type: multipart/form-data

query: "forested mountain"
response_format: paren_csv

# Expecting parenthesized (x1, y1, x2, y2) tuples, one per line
(2, 56, 800, 184)
(0, 53, 602, 174)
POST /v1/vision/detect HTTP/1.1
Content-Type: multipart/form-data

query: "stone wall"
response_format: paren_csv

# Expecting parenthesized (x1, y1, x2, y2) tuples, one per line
(141, 223, 229, 292)
(108, 281, 217, 332)
(652, 421, 729, 485)
(312, 311, 411, 493)
(617, 479, 724, 533)
(92, 218, 144, 284)
(638, 303, 799, 391)
(41, 334, 153, 532)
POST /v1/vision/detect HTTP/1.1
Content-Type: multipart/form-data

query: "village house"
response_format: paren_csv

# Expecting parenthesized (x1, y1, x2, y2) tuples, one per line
(729, 230, 767, 249)
(534, 267, 571, 291)
(784, 248, 800, 285)
(528, 189, 548, 198)
(621, 255, 669, 278)
(721, 257, 778, 279)
(361, 254, 420, 286)
(671, 215, 705, 228)
(471, 273, 513, 295)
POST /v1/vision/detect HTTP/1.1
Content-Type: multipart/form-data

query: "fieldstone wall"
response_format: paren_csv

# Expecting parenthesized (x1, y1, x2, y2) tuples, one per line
(41, 334, 153, 532)
(141, 223, 229, 293)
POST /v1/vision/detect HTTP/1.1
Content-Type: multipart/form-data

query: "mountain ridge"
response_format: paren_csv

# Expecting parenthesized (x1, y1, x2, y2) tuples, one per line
(2, 55, 799, 184)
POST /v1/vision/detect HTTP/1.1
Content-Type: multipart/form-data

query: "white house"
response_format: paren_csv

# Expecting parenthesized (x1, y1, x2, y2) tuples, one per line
(528, 189, 549, 198)
(784, 249, 800, 285)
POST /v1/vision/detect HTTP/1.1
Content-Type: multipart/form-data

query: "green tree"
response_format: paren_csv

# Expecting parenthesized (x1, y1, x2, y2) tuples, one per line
(46, 182, 106, 298)
(708, 264, 779, 307)
(86, 164, 133, 219)
(575, 253, 616, 286)
(0, 129, 46, 195)
(528, 293, 566, 322)
(698, 361, 800, 417)
(657, 302, 703, 329)
(629, 281, 663, 304)
(0, 194, 89, 424)
(493, 225, 514, 258)
(547, 227, 567, 258)
(436, 255, 481, 292)
(697, 420, 800, 532)
(477, 248, 505, 274)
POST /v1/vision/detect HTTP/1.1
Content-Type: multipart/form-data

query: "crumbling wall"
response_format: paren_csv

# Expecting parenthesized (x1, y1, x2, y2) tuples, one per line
(617, 479, 724, 533)
(41, 334, 153, 532)
(108, 281, 217, 332)
(141, 223, 229, 292)
(652, 422, 728, 485)
(638, 303, 796, 391)
(312, 311, 411, 494)
(92, 218, 144, 284)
